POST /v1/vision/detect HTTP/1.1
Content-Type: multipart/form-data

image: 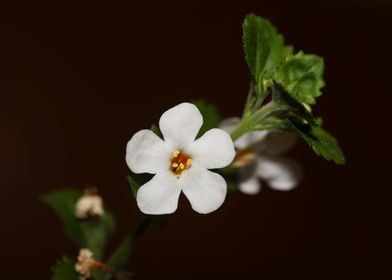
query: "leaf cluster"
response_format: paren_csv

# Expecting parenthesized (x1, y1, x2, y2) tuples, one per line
(242, 14, 345, 164)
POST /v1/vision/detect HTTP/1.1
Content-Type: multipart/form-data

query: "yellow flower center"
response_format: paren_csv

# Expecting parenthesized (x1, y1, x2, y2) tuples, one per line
(170, 150, 192, 177)
(232, 148, 257, 167)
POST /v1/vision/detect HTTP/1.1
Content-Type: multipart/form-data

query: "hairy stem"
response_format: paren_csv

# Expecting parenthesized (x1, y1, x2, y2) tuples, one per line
(231, 101, 284, 141)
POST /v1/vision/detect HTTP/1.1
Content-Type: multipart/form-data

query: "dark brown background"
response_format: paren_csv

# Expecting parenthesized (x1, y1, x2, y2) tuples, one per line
(1, 0, 391, 279)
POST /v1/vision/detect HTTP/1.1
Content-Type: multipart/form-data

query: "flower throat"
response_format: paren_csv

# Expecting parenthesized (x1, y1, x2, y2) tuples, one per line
(170, 150, 192, 177)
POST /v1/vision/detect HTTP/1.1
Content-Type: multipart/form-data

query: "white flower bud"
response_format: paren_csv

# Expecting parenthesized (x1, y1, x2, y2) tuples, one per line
(75, 249, 95, 280)
(75, 188, 104, 218)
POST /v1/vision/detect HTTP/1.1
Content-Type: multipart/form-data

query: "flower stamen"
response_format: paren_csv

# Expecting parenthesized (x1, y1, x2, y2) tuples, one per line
(170, 150, 192, 177)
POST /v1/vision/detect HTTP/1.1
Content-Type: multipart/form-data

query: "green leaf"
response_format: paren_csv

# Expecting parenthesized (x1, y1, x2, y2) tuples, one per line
(42, 189, 115, 260)
(193, 100, 221, 137)
(243, 14, 285, 95)
(270, 83, 315, 125)
(79, 212, 116, 260)
(150, 123, 162, 137)
(274, 51, 325, 104)
(52, 256, 78, 280)
(42, 189, 84, 247)
(127, 173, 152, 198)
(99, 270, 132, 280)
(288, 121, 345, 165)
(267, 84, 344, 164)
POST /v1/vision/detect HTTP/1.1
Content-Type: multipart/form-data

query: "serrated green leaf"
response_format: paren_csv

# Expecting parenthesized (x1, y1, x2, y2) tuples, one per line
(42, 189, 115, 260)
(243, 14, 285, 95)
(52, 256, 78, 280)
(284, 45, 294, 57)
(266, 84, 344, 164)
(193, 100, 221, 137)
(274, 51, 325, 104)
(271, 83, 315, 125)
(289, 121, 345, 165)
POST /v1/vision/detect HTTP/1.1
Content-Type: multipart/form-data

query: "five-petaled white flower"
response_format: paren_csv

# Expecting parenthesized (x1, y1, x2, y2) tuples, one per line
(220, 117, 302, 195)
(126, 103, 235, 215)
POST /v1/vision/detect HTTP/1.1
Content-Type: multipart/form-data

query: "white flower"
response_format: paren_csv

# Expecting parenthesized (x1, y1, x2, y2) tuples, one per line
(75, 249, 95, 280)
(220, 117, 302, 195)
(126, 102, 235, 215)
(75, 188, 104, 218)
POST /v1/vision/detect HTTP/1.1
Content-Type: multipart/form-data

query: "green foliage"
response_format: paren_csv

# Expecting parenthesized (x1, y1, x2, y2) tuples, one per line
(238, 14, 345, 165)
(270, 83, 315, 124)
(150, 123, 162, 137)
(127, 175, 139, 198)
(52, 256, 78, 280)
(42, 190, 84, 246)
(243, 14, 286, 95)
(127, 173, 152, 198)
(193, 100, 221, 137)
(274, 51, 325, 104)
(80, 212, 116, 260)
(266, 84, 345, 164)
(42, 189, 115, 260)
(288, 121, 345, 165)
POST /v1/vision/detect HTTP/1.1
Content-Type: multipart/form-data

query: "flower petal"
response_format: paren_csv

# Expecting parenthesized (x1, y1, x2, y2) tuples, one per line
(159, 102, 203, 148)
(186, 128, 235, 169)
(239, 176, 261, 195)
(256, 156, 302, 191)
(263, 132, 297, 155)
(238, 164, 261, 195)
(136, 172, 182, 214)
(219, 117, 241, 133)
(219, 117, 268, 149)
(126, 129, 171, 174)
(180, 166, 227, 214)
(236, 130, 269, 150)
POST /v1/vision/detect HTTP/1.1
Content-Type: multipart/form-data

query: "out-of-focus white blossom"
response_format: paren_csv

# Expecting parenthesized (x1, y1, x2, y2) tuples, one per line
(220, 117, 302, 194)
(75, 188, 104, 218)
(75, 249, 95, 280)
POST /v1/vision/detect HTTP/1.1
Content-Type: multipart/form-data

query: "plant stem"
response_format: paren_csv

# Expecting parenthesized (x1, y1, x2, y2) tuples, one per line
(231, 101, 279, 141)
(230, 118, 252, 142)
(131, 216, 151, 242)
(106, 216, 151, 269)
